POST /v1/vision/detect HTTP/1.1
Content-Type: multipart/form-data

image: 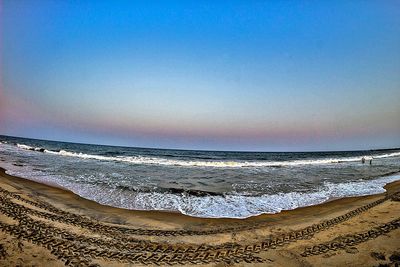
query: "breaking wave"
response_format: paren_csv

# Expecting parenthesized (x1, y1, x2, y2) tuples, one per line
(71, 173, 400, 218)
(4, 163, 399, 218)
(1, 139, 399, 218)
(13, 143, 400, 168)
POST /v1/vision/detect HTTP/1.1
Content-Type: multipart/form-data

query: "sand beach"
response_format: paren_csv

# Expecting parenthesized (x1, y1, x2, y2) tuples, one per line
(3, 1, 400, 266)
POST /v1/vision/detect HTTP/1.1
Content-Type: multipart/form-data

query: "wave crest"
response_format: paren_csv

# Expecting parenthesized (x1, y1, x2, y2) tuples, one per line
(13, 143, 400, 168)
(35, 173, 400, 218)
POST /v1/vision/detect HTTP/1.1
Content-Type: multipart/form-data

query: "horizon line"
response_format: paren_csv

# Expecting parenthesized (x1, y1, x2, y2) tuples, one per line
(1, 134, 399, 154)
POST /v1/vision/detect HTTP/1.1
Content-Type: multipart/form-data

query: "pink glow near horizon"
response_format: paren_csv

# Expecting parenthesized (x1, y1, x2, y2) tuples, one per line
(1, 1, 399, 151)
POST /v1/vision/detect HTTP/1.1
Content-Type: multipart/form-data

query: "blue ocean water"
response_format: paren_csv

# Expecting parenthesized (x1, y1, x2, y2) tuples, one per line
(0, 135, 399, 218)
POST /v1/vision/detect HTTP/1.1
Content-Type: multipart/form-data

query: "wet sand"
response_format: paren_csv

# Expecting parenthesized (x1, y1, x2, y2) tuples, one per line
(0, 166, 399, 266)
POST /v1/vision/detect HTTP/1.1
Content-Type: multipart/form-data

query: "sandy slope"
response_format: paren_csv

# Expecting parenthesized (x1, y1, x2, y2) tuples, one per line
(0, 166, 399, 267)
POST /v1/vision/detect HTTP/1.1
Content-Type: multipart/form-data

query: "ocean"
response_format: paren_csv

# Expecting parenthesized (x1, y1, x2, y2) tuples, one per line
(0, 135, 399, 219)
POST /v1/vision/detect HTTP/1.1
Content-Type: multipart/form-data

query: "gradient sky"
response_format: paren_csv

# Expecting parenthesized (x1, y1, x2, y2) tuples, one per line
(1, 0, 399, 151)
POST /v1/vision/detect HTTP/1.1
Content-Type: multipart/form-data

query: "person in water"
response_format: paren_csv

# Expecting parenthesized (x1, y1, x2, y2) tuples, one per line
(362, 156, 372, 165)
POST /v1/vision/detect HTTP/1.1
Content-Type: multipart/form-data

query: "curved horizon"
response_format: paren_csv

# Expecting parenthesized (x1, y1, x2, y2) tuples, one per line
(1, 1, 399, 151)
(2, 134, 400, 153)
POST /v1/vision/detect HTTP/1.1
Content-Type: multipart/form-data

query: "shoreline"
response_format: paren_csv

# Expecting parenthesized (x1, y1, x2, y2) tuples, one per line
(1, 165, 400, 226)
(0, 165, 400, 266)
(2, 166, 400, 220)
(2, 138, 400, 219)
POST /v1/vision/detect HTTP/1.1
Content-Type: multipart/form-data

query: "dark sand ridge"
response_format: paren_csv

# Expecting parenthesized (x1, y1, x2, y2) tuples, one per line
(0, 166, 399, 266)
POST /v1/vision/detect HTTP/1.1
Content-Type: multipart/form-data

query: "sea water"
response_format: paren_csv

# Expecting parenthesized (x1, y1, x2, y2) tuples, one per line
(0, 135, 399, 218)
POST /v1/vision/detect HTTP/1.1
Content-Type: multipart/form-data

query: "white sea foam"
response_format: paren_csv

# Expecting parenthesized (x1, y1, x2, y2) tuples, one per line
(5, 162, 396, 218)
(3, 141, 400, 218)
(16, 144, 34, 150)
(55, 173, 400, 218)
(16, 143, 45, 152)
(13, 143, 400, 168)
(1, 149, 399, 218)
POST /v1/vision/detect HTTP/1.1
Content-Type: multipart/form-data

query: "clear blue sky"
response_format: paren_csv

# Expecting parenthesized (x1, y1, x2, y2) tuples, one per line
(1, 0, 399, 151)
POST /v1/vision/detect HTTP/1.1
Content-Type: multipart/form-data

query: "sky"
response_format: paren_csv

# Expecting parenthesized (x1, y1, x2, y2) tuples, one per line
(1, 0, 399, 151)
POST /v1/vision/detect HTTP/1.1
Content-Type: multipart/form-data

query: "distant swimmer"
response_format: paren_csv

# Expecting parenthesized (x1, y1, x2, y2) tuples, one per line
(363, 156, 373, 165)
